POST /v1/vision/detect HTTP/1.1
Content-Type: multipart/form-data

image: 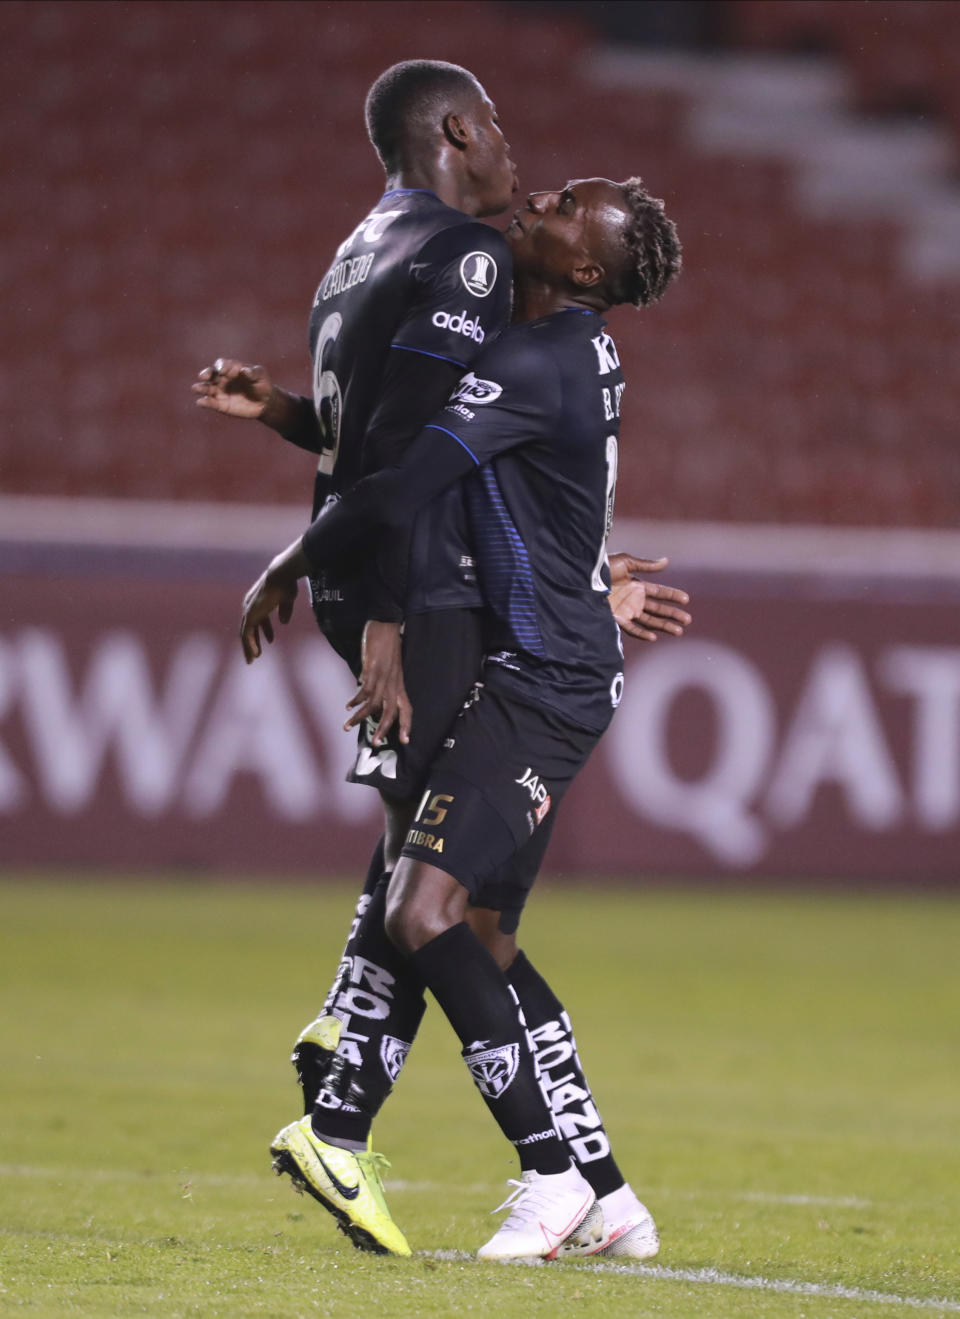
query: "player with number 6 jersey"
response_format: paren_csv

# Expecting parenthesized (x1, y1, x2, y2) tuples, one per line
(306, 190, 512, 641)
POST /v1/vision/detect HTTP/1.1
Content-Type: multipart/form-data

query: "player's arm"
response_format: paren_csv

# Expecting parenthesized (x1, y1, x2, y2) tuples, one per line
(356, 223, 513, 620)
(339, 225, 514, 739)
(361, 223, 512, 474)
(192, 358, 323, 453)
(355, 348, 468, 626)
(239, 429, 475, 665)
(240, 335, 546, 664)
(341, 349, 469, 746)
(607, 552, 692, 641)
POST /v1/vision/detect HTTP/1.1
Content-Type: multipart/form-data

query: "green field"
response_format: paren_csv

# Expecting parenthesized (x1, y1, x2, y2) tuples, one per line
(1, 877, 958, 1318)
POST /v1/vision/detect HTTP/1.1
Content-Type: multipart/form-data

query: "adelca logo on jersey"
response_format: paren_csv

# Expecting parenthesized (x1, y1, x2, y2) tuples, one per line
(432, 308, 485, 343)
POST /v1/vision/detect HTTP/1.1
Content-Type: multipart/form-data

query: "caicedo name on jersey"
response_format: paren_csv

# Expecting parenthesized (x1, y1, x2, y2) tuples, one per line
(316, 252, 376, 304)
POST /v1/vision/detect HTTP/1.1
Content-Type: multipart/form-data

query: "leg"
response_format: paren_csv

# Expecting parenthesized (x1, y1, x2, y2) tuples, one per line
(386, 857, 597, 1260)
(505, 948, 659, 1260)
(291, 832, 388, 1113)
(465, 901, 658, 1259)
(296, 795, 426, 1144)
(292, 610, 484, 1115)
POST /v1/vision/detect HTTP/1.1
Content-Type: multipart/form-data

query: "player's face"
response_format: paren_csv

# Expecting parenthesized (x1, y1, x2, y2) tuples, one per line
(506, 178, 626, 285)
(467, 92, 517, 217)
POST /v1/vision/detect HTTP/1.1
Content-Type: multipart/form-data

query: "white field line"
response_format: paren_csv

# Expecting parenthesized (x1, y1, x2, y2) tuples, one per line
(5, 1165, 955, 1309)
(0, 1165, 871, 1206)
(428, 1252, 960, 1312)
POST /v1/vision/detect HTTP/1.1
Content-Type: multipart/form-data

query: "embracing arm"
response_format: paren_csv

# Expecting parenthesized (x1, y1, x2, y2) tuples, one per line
(239, 427, 476, 663)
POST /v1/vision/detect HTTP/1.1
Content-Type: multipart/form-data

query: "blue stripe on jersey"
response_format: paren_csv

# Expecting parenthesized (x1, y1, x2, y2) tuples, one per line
(390, 343, 468, 368)
(424, 424, 479, 465)
(467, 468, 546, 658)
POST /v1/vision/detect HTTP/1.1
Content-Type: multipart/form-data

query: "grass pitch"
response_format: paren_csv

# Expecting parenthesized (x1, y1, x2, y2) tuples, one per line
(1, 876, 958, 1318)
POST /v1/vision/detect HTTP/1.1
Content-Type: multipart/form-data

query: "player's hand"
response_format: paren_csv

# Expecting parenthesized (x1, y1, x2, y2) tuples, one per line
(344, 620, 413, 746)
(193, 358, 273, 420)
(239, 540, 307, 662)
(607, 551, 691, 642)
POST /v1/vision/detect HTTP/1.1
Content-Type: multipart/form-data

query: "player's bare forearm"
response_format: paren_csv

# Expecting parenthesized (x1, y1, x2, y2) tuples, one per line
(259, 388, 323, 453)
(239, 537, 311, 663)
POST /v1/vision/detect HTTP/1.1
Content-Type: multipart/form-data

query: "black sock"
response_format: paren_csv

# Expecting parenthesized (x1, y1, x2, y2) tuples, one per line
(507, 950, 625, 1198)
(412, 924, 569, 1175)
(309, 874, 427, 1147)
(292, 836, 389, 1114)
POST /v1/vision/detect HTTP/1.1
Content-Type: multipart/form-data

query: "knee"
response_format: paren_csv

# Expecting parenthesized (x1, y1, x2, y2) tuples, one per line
(384, 888, 451, 955)
(384, 861, 466, 955)
(466, 906, 519, 971)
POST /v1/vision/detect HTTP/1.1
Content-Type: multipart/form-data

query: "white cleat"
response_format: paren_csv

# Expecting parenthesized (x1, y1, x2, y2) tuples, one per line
(555, 1183, 660, 1260)
(477, 1166, 598, 1261)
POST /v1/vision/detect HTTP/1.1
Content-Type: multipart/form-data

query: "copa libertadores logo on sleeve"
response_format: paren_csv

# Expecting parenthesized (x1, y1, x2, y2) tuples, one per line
(460, 251, 498, 297)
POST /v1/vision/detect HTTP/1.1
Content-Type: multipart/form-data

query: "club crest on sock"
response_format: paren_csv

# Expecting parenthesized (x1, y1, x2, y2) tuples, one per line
(379, 1034, 411, 1084)
(463, 1042, 520, 1099)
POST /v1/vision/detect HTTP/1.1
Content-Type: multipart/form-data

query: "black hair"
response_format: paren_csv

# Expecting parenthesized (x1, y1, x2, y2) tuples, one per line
(365, 60, 483, 173)
(613, 178, 682, 307)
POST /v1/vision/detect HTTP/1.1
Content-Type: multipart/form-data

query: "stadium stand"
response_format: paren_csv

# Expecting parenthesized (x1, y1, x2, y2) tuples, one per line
(2, 0, 958, 525)
(728, 0, 960, 137)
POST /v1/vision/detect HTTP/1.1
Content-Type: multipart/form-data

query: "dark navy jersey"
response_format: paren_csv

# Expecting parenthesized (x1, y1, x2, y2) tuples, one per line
(438, 310, 626, 733)
(306, 188, 512, 628)
(303, 308, 628, 735)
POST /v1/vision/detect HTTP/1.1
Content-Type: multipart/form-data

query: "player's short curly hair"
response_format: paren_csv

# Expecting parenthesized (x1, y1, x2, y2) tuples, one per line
(611, 178, 682, 308)
(365, 60, 482, 173)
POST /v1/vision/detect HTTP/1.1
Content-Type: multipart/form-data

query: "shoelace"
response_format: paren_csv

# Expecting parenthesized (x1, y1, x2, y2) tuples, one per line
(358, 1150, 391, 1178)
(357, 1150, 392, 1214)
(489, 1177, 557, 1226)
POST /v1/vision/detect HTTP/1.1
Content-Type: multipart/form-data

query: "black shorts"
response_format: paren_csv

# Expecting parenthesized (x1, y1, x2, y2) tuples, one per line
(327, 608, 485, 802)
(401, 685, 600, 932)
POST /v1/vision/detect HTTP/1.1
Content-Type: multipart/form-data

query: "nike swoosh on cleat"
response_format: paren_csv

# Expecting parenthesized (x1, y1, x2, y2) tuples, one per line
(316, 1153, 361, 1201)
(541, 1194, 596, 1257)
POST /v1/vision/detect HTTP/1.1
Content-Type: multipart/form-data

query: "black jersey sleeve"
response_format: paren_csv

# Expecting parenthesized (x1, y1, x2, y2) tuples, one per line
(301, 428, 475, 570)
(390, 223, 512, 370)
(301, 329, 560, 571)
(359, 347, 466, 621)
(354, 229, 509, 618)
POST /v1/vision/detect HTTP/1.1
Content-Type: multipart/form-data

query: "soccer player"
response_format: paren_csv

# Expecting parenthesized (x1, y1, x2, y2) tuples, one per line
(239, 175, 683, 1259)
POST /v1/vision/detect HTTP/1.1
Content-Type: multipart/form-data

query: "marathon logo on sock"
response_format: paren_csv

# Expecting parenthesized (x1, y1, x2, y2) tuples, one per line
(516, 1127, 557, 1146)
(432, 308, 485, 343)
(380, 1034, 411, 1084)
(463, 1042, 520, 1099)
(529, 1013, 610, 1164)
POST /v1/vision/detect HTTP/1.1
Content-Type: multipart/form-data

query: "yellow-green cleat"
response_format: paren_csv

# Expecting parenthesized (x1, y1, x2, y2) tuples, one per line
(270, 1116, 411, 1256)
